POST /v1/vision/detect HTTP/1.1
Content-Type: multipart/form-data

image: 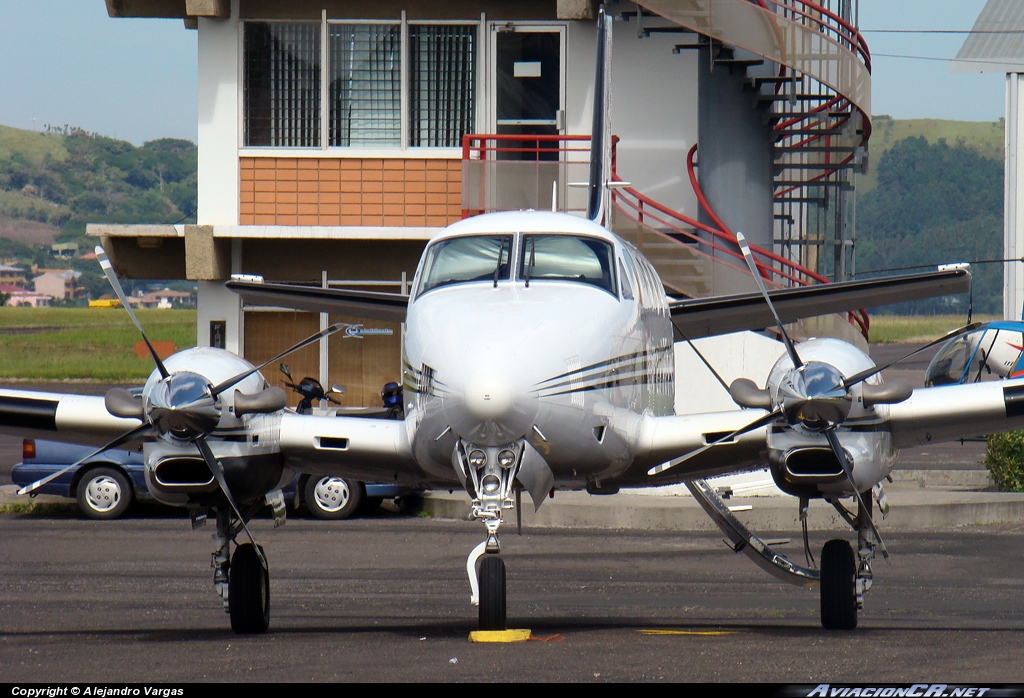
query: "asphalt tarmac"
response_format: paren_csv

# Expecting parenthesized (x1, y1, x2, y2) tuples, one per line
(2, 513, 1024, 683)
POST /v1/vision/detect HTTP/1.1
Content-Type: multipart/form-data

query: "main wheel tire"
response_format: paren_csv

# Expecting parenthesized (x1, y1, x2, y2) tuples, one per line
(75, 466, 133, 520)
(478, 555, 507, 631)
(820, 538, 858, 630)
(304, 476, 364, 520)
(229, 543, 270, 634)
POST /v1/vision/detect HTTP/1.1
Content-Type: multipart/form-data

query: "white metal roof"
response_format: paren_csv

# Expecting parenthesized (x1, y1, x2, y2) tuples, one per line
(953, 0, 1024, 73)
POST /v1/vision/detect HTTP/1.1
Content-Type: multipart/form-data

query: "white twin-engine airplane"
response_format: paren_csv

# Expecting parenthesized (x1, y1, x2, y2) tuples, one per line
(3, 8, 1018, 635)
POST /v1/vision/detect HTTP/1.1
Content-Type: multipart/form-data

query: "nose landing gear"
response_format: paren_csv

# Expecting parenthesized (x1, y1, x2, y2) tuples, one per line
(457, 440, 524, 633)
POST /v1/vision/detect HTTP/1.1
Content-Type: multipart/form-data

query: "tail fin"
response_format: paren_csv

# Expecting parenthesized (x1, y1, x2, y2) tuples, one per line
(587, 5, 613, 224)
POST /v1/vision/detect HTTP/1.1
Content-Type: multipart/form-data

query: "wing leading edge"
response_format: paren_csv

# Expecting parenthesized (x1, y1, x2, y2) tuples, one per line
(670, 268, 971, 339)
(226, 280, 409, 323)
(228, 269, 970, 342)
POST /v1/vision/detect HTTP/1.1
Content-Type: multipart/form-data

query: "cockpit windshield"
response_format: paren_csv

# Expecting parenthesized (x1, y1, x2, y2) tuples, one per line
(416, 235, 512, 296)
(519, 234, 615, 295)
(925, 326, 1024, 386)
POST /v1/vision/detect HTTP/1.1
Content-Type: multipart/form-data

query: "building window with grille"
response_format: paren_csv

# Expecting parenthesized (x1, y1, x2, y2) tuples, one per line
(243, 19, 476, 150)
(244, 22, 321, 148)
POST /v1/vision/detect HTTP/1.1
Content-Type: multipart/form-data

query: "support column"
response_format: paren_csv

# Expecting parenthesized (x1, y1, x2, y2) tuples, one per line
(696, 44, 774, 250)
(1005, 73, 1024, 320)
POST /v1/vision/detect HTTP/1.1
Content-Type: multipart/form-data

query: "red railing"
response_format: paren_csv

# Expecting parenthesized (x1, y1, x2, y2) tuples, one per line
(461, 133, 869, 339)
(756, 0, 870, 71)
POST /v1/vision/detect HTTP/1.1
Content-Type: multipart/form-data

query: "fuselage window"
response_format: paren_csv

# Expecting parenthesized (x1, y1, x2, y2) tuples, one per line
(519, 234, 616, 295)
(416, 235, 513, 296)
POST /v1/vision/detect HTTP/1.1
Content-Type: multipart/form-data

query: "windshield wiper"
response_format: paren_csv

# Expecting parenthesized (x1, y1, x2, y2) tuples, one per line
(524, 238, 536, 288)
(493, 237, 507, 288)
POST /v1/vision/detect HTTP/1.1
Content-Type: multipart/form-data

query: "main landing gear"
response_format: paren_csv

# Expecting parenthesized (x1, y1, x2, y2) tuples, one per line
(207, 504, 276, 634)
(685, 479, 883, 631)
(818, 489, 883, 630)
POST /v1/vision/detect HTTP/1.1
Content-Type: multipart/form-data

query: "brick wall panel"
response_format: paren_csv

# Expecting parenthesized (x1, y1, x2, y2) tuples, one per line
(239, 157, 462, 226)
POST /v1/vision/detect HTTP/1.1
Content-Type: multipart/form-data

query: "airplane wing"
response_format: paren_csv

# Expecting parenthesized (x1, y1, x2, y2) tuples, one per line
(887, 377, 1024, 449)
(226, 280, 408, 322)
(275, 412, 438, 488)
(670, 267, 971, 339)
(0, 389, 142, 447)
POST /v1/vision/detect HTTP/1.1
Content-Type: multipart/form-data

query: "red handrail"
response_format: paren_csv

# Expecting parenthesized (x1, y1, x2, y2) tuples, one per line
(460, 133, 869, 339)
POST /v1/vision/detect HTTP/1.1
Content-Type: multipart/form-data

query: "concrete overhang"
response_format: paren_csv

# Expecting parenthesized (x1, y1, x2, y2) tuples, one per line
(105, 0, 594, 20)
(87, 223, 437, 280)
(105, 0, 229, 19)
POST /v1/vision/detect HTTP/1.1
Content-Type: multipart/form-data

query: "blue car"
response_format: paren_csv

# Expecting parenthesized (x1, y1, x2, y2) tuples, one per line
(11, 438, 418, 521)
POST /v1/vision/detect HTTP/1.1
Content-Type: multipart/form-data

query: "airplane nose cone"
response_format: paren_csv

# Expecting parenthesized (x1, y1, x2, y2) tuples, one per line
(445, 371, 538, 446)
(464, 375, 514, 421)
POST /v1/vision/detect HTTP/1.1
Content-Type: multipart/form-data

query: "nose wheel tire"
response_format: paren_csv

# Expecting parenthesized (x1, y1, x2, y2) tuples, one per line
(229, 543, 270, 634)
(820, 538, 857, 630)
(304, 476, 364, 520)
(478, 555, 507, 631)
(76, 466, 133, 520)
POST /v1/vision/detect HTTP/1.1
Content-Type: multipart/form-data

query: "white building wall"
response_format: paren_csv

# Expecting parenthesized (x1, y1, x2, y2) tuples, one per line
(565, 20, 699, 215)
(196, 3, 243, 348)
(1006, 73, 1024, 320)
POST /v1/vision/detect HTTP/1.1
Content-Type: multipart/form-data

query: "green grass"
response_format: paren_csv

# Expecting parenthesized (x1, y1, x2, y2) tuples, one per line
(866, 314, 997, 343)
(0, 307, 196, 381)
(0, 501, 75, 516)
(0, 124, 68, 164)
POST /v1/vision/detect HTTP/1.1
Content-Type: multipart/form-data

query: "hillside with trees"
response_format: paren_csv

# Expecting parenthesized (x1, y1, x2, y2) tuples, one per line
(0, 119, 1008, 314)
(855, 134, 1004, 315)
(0, 124, 196, 302)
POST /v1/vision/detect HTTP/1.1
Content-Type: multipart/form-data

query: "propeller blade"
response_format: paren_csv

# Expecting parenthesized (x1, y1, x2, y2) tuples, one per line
(17, 423, 152, 496)
(822, 428, 889, 560)
(194, 436, 265, 564)
(842, 322, 983, 389)
(208, 322, 352, 398)
(735, 232, 802, 369)
(648, 409, 781, 476)
(95, 246, 170, 380)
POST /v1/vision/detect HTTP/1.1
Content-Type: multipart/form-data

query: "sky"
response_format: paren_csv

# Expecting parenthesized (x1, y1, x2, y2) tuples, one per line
(0, 0, 1010, 146)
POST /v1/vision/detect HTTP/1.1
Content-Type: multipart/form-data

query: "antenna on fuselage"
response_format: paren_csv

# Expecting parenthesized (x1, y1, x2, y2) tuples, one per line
(586, 5, 613, 224)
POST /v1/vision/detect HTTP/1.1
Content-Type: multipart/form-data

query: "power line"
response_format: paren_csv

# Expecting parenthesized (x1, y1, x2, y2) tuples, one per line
(873, 52, 1024, 66)
(862, 29, 1024, 34)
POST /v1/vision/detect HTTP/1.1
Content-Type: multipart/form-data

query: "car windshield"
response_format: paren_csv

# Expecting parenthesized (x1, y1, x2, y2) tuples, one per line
(519, 234, 615, 295)
(416, 235, 513, 296)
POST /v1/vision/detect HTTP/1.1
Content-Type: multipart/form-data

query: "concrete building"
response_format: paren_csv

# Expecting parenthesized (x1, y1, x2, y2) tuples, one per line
(91, 0, 870, 408)
(33, 270, 85, 302)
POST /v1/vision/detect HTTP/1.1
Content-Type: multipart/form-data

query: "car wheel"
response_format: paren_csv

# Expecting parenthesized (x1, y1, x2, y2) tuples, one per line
(76, 466, 133, 520)
(303, 475, 364, 520)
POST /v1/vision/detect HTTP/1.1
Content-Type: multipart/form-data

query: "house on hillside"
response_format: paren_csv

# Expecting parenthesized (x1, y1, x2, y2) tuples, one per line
(0, 284, 51, 308)
(33, 270, 85, 302)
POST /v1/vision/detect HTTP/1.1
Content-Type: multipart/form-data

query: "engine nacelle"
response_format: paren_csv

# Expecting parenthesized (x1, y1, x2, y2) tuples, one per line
(768, 429, 897, 499)
(144, 440, 289, 508)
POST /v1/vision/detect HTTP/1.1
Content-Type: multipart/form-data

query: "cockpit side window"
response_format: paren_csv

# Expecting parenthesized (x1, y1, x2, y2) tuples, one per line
(519, 234, 616, 295)
(416, 235, 513, 296)
(619, 259, 634, 300)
